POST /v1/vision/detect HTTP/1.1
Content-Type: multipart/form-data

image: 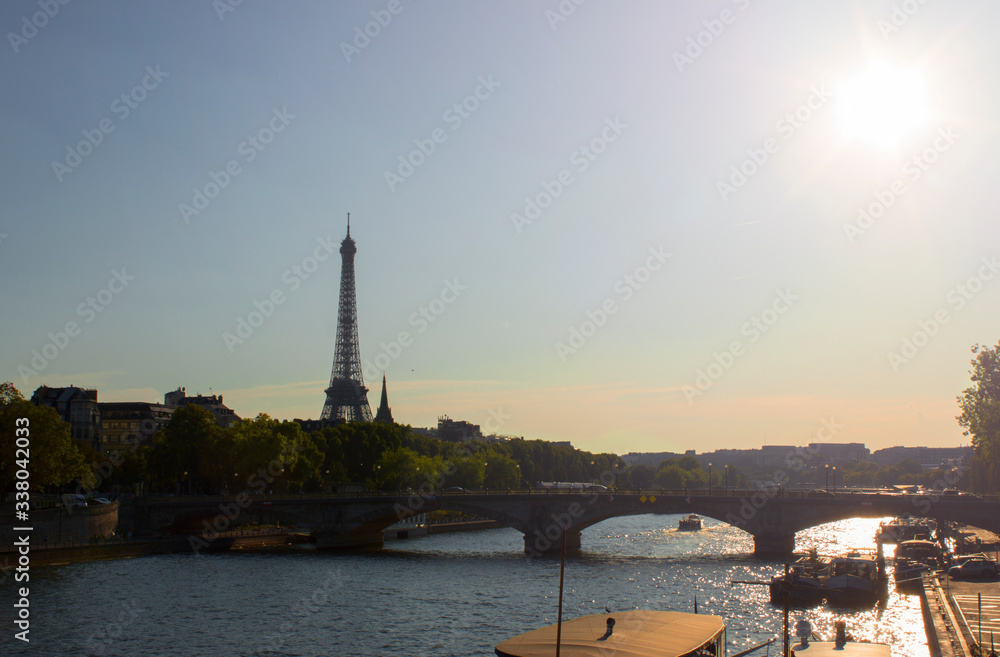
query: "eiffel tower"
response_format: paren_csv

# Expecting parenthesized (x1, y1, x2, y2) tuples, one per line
(320, 215, 372, 422)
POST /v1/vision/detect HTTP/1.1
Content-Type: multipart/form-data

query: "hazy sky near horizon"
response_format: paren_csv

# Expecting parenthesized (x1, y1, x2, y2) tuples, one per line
(2, 0, 998, 454)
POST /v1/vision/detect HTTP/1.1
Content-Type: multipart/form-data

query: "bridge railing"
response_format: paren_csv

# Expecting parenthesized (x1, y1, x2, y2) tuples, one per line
(128, 488, 1000, 503)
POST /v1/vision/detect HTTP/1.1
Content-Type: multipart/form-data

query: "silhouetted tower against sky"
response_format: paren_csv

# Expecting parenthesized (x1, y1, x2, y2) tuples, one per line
(320, 216, 372, 422)
(374, 374, 393, 424)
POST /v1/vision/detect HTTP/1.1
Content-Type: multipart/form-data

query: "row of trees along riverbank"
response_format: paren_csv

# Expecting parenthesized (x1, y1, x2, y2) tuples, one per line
(0, 341, 998, 498)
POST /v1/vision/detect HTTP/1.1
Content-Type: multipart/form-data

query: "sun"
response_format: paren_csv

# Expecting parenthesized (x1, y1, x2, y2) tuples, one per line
(837, 59, 930, 149)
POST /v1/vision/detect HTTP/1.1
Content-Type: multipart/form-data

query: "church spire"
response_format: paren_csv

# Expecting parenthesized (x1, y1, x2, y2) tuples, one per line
(374, 374, 393, 424)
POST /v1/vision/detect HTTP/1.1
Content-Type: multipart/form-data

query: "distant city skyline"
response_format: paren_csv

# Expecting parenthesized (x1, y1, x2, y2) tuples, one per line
(3, 2, 998, 454)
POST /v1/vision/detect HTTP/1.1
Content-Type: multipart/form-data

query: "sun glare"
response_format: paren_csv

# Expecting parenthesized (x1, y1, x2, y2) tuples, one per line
(837, 60, 930, 149)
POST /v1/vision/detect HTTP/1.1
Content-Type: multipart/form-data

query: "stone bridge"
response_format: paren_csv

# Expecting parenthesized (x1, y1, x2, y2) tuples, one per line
(129, 490, 1000, 556)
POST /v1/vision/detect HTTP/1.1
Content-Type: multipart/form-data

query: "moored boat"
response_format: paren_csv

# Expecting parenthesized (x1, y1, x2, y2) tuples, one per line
(495, 610, 726, 657)
(824, 552, 883, 606)
(790, 620, 891, 657)
(769, 553, 830, 606)
(678, 514, 703, 531)
(893, 539, 943, 590)
(876, 517, 933, 544)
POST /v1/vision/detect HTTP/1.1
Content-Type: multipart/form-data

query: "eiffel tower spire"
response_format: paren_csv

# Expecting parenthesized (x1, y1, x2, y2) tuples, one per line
(374, 374, 393, 424)
(320, 215, 372, 422)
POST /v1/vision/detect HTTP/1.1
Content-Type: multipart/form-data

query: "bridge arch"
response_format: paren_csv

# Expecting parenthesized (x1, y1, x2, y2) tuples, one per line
(136, 492, 1000, 557)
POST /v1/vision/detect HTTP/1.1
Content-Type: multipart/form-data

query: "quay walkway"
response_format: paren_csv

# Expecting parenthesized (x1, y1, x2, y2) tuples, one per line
(921, 528, 1000, 657)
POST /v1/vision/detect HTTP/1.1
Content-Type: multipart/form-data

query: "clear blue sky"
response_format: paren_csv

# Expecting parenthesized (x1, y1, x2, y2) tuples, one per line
(2, 0, 997, 453)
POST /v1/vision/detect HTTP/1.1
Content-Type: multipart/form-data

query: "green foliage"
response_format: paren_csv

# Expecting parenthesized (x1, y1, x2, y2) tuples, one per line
(622, 464, 655, 489)
(957, 342, 1000, 491)
(148, 404, 224, 491)
(483, 449, 520, 489)
(0, 382, 90, 494)
(373, 447, 443, 490)
(652, 462, 707, 490)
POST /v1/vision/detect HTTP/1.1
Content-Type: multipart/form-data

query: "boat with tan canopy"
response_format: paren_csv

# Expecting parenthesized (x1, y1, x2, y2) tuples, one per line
(494, 610, 726, 657)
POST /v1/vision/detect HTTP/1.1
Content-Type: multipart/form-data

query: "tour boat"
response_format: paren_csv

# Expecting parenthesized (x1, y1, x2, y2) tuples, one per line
(495, 610, 726, 657)
(677, 514, 703, 531)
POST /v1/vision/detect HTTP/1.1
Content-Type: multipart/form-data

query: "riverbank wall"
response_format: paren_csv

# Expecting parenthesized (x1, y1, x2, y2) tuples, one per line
(0, 530, 310, 576)
(0, 501, 119, 546)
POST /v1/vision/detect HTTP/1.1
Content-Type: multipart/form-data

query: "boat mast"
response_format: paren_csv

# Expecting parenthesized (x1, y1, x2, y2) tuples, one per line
(556, 530, 566, 657)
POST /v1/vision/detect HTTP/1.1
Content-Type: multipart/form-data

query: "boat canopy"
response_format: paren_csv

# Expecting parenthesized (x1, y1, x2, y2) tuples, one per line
(495, 610, 725, 657)
(790, 641, 891, 657)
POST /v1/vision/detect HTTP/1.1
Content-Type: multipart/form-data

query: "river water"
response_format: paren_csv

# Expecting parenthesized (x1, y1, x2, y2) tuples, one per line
(1, 515, 927, 657)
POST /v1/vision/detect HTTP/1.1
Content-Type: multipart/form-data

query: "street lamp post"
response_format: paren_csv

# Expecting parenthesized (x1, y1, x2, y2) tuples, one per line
(832, 467, 837, 495)
(708, 463, 713, 497)
(725, 465, 729, 495)
(825, 464, 829, 491)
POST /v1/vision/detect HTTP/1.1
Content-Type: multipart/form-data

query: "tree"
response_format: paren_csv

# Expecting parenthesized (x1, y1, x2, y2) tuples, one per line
(283, 423, 324, 492)
(483, 449, 520, 489)
(623, 464, 655, 489)
(957, 342, 1000, 491)
(374, 447, 441, 490)
(148, 404, 223, 492)
(653, 464, 688, 489)
(0, 382, 90, 495)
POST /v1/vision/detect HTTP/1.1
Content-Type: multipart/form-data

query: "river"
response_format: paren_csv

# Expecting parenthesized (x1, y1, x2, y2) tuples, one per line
(1, 515, 927, 656)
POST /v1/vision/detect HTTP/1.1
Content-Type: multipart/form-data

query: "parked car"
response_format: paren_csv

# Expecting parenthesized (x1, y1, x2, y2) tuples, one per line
(951, 552, 991, 566)
(808, 489, 834, 498)
(948, 558, 999, 579)
(90, 497, 113, 505)
(443, 487, 465, 492)
(62, 494, 87, 508)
